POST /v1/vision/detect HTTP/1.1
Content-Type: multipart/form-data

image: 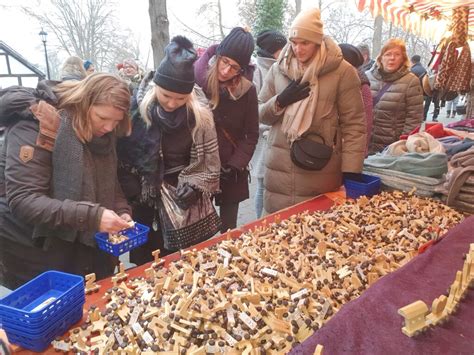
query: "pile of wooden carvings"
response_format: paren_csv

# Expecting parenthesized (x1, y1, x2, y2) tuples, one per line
(58, 191, 463, 354)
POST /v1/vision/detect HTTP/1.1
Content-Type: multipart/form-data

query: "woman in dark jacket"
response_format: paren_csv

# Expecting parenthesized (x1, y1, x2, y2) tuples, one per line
(194, 27, 259, 232)
(117, 36, 221, 265)
(0, 74, 132, 289)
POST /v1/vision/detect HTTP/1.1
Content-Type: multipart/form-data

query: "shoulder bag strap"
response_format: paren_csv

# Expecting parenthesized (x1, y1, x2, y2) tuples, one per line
(372, 82, 393, 107)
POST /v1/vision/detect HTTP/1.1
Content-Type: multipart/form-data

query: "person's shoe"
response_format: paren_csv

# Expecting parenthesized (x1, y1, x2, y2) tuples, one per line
(447, 110, 451, 116)
(450, 113, 456, 118)
(432, 118, 438, 122)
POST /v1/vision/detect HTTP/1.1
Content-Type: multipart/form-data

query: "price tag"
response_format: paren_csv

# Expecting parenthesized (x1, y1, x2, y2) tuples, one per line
(129, 306, 142, 325)
(132, 322, 144, 335)
(202, 262, 216, 270)
(52, 340, 70, 351)
(226, 307, 235, 325)
(291, 288, 308, 301)
(218, 248, 232, 259)
(261, 267, 278, 277)
(114, 329, 125, 347)
(142, 331, 154, 346)
(223, 331, 238, 346)
(142, 290, 154, 303)
(239, 312, 257, 330)
(223, 257, 230, 268)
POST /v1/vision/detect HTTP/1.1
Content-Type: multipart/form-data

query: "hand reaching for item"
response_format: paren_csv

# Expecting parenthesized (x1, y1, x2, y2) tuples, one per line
(99, 209, 131, 234)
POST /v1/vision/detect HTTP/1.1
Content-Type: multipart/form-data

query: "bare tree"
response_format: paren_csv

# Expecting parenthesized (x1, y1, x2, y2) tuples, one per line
(149, 0, 170, 68)
(23, 0, 139, 72)
(372, 15, 384, 58)
(294, 0, 301, 15)
(238, 0, 257, 29)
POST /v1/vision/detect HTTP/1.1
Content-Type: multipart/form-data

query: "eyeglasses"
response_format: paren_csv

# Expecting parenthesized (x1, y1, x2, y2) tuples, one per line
(220, 57, 243, 74)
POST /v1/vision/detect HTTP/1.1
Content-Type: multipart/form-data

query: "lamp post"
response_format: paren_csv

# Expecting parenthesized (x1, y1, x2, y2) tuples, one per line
(39, 28, 50, 80)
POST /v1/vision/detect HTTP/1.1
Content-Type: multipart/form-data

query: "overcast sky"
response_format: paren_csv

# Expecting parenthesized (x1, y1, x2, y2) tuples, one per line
(0, 0, 317, 72)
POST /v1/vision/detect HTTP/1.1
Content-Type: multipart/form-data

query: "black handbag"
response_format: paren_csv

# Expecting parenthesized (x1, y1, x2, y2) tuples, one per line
(290, 133, 333, 171)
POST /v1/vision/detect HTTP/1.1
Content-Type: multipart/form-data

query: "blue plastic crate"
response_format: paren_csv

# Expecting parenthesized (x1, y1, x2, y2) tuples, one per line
(344, 174, 381, 199)
(4, 304, 83, 352)
(2, 296, 84, 335)
(95, 222, 150, 257)
(0, 271, 84, 328)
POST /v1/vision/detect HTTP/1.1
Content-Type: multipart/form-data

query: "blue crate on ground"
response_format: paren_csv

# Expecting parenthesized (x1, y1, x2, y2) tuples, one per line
(95, 222, 150, 257)
(344, 174, 381, 199)
(4, 304, 83, 352)
(0, 271, 84, 328)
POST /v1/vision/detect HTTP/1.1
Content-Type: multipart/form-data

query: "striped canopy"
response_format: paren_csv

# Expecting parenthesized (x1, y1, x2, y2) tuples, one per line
(356, 0, 474, 41)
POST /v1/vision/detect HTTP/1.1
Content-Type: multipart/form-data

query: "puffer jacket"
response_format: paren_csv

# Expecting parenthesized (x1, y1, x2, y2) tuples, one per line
(366, 65, 424, 154)
(259, 36, 366, 214)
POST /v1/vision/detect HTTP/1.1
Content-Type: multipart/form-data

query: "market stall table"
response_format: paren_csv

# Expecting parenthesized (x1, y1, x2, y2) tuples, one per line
(292, 216, 474, 355)
(12, 194, 336, 354)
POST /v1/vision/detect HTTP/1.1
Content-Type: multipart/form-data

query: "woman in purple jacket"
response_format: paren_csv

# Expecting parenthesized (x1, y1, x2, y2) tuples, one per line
(194, 27, 259, 232)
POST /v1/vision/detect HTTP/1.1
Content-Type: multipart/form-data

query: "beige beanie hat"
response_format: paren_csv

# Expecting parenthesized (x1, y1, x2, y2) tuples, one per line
(289, 8, 324, 44)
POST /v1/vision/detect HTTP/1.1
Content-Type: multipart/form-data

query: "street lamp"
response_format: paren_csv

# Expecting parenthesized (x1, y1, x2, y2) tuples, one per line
(39, 28, 51, 80)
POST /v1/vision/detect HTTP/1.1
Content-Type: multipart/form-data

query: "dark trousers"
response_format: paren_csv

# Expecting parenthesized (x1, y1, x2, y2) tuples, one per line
(423, 96, 431, 121)
(219, 203, 239, 233)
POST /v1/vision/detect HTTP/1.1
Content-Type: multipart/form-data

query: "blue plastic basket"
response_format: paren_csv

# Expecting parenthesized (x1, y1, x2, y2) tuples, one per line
(4, 304, 83, 352)
(0, 271, 84, 328)
(95, 222, 150, 257)
(344, 174, 381, 199)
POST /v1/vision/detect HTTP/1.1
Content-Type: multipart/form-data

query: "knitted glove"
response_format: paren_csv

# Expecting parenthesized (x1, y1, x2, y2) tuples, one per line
(176, 183, 199, 210)
(276, 79, 310, 107)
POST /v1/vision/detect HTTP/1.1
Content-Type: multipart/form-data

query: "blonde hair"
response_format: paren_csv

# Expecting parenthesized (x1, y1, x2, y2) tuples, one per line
(139, 84, 214, 140)
(376, 38, 410, 72)
(54, 73, 131, 143)
(206, 59, 221, 110)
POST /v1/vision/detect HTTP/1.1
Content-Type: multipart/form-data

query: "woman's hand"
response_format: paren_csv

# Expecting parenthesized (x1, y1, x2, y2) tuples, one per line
(119, 213, 133, 222)
(99, 209, 131, 234)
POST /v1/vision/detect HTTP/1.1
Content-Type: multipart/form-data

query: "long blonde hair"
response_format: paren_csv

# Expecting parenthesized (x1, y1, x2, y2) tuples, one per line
(375, 38, 410, 72)
(139, 84, 214, 140)
(206, 59, 221, 110)
(54, 73, 131, 143)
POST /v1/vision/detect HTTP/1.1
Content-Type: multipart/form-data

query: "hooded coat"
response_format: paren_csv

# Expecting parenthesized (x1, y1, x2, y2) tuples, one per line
(366, 65, 424, 154)
(259, 37, 366, 213)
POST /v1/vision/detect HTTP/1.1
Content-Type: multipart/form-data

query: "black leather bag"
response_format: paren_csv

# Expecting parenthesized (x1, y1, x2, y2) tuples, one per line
(290, 134, 333, 171)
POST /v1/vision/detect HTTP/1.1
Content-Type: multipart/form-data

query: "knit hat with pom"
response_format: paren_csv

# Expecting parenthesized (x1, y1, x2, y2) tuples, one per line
(153, 36, 197, 94)
(217, 27, 255, 68)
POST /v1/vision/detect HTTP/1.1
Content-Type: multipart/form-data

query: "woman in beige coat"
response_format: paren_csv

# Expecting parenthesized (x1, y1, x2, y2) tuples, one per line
(259, 8, 367, 214)
(366, 39, 424, 154)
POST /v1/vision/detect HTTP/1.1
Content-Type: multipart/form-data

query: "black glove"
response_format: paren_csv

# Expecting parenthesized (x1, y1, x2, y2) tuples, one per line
(175, 183, 199, 210)
(343, 172, 364, 182)
(276, 79, 311, 108)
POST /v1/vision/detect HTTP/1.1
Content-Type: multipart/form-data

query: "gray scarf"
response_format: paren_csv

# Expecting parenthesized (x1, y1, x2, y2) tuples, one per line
(34, 113, 117, 248)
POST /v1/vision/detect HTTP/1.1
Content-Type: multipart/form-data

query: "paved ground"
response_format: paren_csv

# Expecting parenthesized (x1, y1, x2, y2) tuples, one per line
(0, 107, 464, 298)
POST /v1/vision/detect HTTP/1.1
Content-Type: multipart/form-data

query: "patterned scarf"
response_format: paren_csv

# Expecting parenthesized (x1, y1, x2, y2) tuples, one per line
(118, 73, 221, 205)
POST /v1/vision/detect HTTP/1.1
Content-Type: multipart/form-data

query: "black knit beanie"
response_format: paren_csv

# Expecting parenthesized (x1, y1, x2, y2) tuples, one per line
(153, 36, 197, 94)
(339, 43, 364, 68)
(256, 30, 287, 58)
(217, 27, 255, 68)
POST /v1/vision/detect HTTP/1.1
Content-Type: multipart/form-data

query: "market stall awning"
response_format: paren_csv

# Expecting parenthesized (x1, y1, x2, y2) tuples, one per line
(356, 0, 474, 41)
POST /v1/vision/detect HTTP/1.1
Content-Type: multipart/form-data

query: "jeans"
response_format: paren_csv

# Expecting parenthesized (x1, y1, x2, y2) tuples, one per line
(254, 177, 264, 219)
